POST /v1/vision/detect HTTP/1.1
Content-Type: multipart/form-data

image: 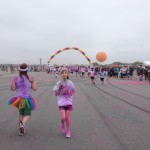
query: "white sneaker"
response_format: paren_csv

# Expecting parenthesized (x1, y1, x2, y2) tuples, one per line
(19, 121, 25, 136)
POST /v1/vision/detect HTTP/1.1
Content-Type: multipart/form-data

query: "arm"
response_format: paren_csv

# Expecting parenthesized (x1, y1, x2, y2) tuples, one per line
(68, 81, 75, 96)
(55, 88, 61, 96)
(11, 77, 17, 91)
(55, 84, 63, 96)
(53, 81, 63, 96)
(29, 76, 37, 91)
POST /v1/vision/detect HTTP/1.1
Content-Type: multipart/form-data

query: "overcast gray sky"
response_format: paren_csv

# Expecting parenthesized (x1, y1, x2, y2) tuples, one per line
(0, 0, 150, 65)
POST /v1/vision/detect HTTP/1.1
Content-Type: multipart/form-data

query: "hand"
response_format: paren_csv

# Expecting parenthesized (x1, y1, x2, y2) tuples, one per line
(29, 76, 34, 83)
(68, 89, 75, 96)
(59, 84, 63, 90)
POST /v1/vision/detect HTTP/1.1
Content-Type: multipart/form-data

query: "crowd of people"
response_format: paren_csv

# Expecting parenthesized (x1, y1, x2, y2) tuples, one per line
(5, 63, 150, 139)
(45, 65, 150, 86)
(1, 64, 150, 84)
(0, 64, 46, 73)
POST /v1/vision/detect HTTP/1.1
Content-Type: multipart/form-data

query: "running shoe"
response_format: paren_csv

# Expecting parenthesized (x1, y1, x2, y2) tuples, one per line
(66, 131, 71, 138)
(19, 130, 24, 136)
(19, 121, 25, 136)
(60, 126, 65, 134)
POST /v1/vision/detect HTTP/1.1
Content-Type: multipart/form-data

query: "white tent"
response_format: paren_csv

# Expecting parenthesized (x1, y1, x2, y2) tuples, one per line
(143, 61, 150, 66)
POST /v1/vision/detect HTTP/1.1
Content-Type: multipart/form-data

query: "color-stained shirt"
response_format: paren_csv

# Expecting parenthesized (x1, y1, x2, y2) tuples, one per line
(99, 71, 105, 78)
(16, 76, 32, 98)
(53, 80, 75, 106)
(90, 71, 95, 77)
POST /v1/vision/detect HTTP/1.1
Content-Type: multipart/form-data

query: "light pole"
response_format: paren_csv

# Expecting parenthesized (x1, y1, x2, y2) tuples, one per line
(40, 58, 42, 71)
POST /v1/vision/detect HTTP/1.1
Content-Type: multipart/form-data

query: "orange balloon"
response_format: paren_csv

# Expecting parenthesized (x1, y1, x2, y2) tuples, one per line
(96, 51, 107, 62)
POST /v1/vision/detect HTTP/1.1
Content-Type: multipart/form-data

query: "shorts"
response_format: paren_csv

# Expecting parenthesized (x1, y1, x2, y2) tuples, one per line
(100, 78, 104, 81)
(140, 78, 143, 82)
(19, 107, 31, 116)
(90, 77, 94, 80)
(59, 105, 73, 111)
(114, 73, 118, 76)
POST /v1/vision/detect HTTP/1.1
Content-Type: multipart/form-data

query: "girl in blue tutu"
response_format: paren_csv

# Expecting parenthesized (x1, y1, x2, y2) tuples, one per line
(8, 63, 37, 136)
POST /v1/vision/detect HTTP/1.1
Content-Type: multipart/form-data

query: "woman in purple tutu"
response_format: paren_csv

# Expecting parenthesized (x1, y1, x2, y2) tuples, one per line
(8, 63, 37, 136)
(53, 68, 75, 138)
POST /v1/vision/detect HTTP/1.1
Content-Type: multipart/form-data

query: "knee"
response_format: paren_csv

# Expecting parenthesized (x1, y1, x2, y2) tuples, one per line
(61, 116, 66, 122)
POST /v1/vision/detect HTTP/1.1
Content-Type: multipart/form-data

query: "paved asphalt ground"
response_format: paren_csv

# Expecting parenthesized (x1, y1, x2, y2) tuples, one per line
(0, 72, 150, 150)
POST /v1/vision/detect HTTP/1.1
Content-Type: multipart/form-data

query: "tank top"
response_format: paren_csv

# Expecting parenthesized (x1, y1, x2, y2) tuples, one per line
(16, 76, 32, 98)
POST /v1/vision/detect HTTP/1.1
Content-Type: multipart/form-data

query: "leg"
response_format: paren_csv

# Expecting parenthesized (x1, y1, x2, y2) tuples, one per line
(91, 79, 93, 84)
(18, 115, 24, 134)
(18, 108, 24, 125)
(65, 110, 72, 138)
(21, 108, 31, 126)
(19, 115, 24, 122)
(59, 110, 66, 129)
(92, 79, 94, 85)
(65, 110, 71, 132)
(100, 78, 102, 85)
(22, 115, 31, 126)
(93, 78, 95, 85)
(18, 115, 30, 135)
(102, 79, 104, 85)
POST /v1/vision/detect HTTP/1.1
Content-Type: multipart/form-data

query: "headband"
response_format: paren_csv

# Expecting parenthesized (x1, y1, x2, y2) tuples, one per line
(19, 67, 28, 71)
(60, 68, 69, 75)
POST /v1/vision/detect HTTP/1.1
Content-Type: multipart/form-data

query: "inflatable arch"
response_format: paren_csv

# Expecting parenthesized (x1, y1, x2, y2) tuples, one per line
(48, 47, 92, 64)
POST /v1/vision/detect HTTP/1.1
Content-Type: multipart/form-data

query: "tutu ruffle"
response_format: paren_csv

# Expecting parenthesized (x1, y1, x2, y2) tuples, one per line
(7, 96, 38, 110)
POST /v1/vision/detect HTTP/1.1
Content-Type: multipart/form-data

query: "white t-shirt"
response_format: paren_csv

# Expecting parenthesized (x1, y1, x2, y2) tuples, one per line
(90, 70, 95, 77)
